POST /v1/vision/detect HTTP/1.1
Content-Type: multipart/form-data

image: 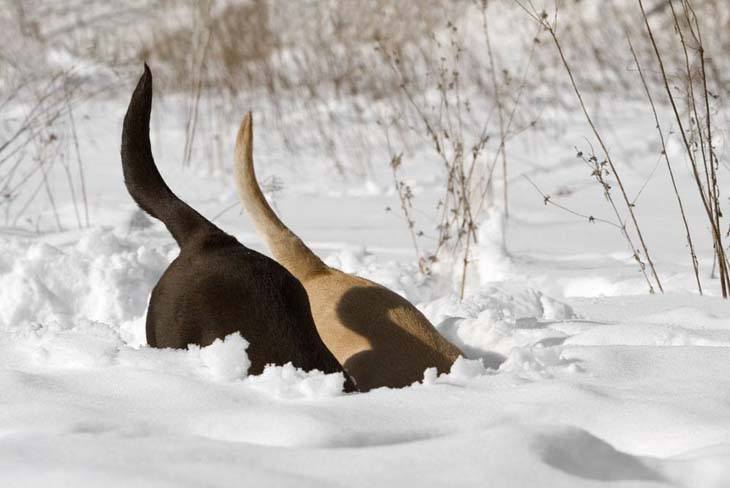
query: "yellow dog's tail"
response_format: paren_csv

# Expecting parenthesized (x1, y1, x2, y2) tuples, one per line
(233, 113, 326, 280)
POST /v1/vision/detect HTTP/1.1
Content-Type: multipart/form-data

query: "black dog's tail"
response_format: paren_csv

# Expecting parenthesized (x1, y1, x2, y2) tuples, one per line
(121, 65, 219, 247)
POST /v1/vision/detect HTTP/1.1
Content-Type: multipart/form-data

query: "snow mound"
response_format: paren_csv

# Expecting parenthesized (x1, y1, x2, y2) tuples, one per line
(196, 333, 250, 381)
(245, 363, 348, 399)
(423, 285, 574, 365)
(422, 356, 489, 386)
(0, 231, 349, 401)
(534, 426, 664, 483)
(0, 229, 169, 346)
(564, 323, 730, 347)
(190, 408, 348, 447)
(475, 210, 511, 284)
(0, 318, 124, 370)
(3, 88, 730, 485)
(500, 345, 584, 380)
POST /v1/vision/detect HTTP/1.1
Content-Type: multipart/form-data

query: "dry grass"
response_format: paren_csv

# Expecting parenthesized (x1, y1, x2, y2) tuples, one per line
(3, 0, 730, 296)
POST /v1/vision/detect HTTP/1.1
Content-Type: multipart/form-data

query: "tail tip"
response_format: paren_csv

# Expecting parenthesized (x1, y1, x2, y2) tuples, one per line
(123, 63, 154, 138)
(242, 111, 253, 134)
(135, 63, 152, 94)
(237, 111, 254, 147)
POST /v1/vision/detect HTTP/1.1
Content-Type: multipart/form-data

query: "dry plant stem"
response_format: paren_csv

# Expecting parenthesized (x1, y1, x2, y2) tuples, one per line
(13, 176, 46, 228)
(3, 156, 44, 200)
(0, 75, 70, 173)
(60, 152, 81, 229)
(477, 23, 541, 216)
(627, 37, 702, 295)
(523, 175, 620, 228)
(39, 154, 62, 232)
(390, 159, 423, 270)
(383, 123, 425, 272)
(639, 0, 730, 297)
(0, 84, 86, 170)
(585, 153, 656, 292)
(525, 170, 656, 291)
(527, 169, 662, 286)
(377, 37, 480, 298)
(1, 70, 98, 231)
(459, 225, 472, 299)
(66, 88, 89, 227)
(685, 2, 727, 291)
(183, 29, 212, 168)
(0, 74, 64, 157)
(481, 1, 509, 218)
(536, 10, 663, 293)
(668, 3, 712, 206)
(210, 200, 240, 222)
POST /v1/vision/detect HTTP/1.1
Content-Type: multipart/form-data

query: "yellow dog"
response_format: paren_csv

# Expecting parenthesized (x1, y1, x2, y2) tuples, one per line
(233, 113, 462, 391)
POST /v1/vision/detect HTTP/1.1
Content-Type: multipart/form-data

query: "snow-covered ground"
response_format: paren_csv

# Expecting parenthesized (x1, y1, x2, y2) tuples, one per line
(1, 89, 730, 488)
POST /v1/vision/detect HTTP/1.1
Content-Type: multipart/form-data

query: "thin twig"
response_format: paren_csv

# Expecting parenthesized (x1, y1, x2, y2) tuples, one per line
(481, 0, 509, 218)
(639, 0, 729, 296)
(628, 35, 702, 295)
(519, 3, 663, 293)
(523, 174, 620, 228)
(65, 85, 89, 227)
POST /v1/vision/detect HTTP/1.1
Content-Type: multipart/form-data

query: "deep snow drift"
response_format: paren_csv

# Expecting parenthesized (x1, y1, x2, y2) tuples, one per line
(1, 89, 730, 488)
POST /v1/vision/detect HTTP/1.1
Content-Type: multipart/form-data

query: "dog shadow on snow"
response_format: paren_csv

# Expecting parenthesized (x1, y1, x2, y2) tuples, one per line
(336, 287, 508, 379)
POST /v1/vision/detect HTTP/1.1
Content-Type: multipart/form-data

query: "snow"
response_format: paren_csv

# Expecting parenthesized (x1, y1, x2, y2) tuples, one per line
(3, 67, 730, 488)
(198, 334, 251, 382)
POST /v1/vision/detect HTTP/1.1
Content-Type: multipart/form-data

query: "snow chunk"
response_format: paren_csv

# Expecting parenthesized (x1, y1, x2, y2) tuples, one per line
(245, 363, 348, 399)
(0, 229, 168, 331)
(198, 333, 250, 381)
(447, 356, 488, 381)
(424, 285, 574, 361)
(500, 345, 583, 380)
(422, 356, 488, 386)
(475, 210, 511, 284)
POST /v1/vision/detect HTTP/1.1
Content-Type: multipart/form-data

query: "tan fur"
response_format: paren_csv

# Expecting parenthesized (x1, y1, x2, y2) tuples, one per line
(233, 113, 462, 391)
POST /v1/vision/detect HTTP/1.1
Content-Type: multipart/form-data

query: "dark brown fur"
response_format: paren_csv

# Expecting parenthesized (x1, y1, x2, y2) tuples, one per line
(121, 65, 355, 390)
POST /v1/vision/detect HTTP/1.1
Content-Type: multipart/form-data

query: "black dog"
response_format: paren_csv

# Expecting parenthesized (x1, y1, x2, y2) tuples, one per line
(121, 65, 355, 391)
